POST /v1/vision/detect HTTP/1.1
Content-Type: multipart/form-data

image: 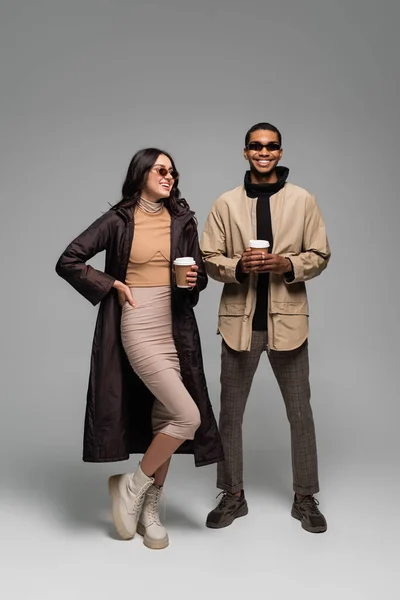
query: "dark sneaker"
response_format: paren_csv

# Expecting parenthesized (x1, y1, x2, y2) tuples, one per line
(291, 494, 327, 533)
(206, 491, 248, 529)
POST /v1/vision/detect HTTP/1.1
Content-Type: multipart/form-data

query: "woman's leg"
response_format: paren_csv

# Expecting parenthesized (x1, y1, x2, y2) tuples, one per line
(114, 288, 200, 545)
(137, 456, 171, 549)
(109, 367, 200, 543)
(141, 435, 182, 478)
(135, 370, 200, 549)
(141, 366, 201, 476)
(154, 457, 171, 486)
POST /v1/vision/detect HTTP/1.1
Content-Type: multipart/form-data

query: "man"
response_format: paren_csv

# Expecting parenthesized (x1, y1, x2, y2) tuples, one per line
(200, 122, 331, 533)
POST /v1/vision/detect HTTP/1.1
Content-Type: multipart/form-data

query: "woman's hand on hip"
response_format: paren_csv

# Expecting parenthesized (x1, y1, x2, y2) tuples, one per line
(186, 265, 199, 287)
(112, 280, 135, 307)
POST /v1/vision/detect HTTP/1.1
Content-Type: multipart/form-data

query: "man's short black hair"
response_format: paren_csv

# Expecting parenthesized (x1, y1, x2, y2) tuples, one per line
(245, 122, 282, 147)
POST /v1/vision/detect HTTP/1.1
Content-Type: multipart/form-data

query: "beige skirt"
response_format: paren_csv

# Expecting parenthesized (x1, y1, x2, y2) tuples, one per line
(120, 286, 200, 440)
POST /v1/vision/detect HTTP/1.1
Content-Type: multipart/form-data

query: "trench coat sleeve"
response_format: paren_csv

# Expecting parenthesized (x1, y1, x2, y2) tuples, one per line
(180, 221, 208, 308)
(283, 194, 331, 284)
(55, 211, 117, 305)
(200, 204, 242, 284)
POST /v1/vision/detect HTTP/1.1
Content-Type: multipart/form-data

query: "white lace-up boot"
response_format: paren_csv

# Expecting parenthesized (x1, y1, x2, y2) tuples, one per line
(137, 484, 169, 549)
(108, 464, 154, 540)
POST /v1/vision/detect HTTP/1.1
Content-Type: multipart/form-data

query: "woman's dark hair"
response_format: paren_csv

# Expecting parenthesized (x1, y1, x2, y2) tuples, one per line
(111, 148, 188, 215)
(245, 122, 282, 147)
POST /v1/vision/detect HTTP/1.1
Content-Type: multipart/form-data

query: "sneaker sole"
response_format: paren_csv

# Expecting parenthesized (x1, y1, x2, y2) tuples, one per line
(108, 476, 135, 540)
(291, 507, 327, 534)
(206, 503, 249, 529)
(137, 522, 169, 550)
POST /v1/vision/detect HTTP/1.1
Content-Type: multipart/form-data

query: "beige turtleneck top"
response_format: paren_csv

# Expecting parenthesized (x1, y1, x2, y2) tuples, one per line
(125, 206, 171, 287)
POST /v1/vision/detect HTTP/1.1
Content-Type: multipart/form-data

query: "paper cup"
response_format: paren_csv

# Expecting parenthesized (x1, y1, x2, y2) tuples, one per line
(173, 257, 196, 288)
(249, 239, 270, 252)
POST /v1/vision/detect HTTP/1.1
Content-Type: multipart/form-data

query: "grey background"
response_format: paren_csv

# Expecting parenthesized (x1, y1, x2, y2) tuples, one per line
(1, 1, 399, 598)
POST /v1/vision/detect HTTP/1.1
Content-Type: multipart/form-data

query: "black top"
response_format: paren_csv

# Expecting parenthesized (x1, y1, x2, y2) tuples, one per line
(238, 167, 289, 331)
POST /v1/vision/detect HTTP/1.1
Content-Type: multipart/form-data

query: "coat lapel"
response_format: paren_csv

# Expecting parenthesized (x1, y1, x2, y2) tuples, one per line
(237, 186, 257, 246)
(269, 186, 286, 247)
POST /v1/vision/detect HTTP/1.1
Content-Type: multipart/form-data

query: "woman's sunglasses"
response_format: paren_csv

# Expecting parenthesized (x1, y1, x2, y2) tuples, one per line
(152, 166, 179, 180)
(246, 142, 281, 152)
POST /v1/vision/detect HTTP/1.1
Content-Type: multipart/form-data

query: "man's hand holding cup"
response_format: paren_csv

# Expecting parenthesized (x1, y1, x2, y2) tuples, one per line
(240, 239, 270, 273)
(240, 239, 292, 276)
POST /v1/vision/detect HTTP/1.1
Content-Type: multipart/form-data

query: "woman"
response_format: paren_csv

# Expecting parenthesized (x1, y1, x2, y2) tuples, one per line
(56, 148, 223, 550)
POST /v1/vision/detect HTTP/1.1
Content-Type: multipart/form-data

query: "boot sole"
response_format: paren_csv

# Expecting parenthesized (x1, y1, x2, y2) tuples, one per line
(291, 507, 327, 533)
(108, 476, 135, 540)
(137, 522, 169, 549)
(206, 503, 249, 529)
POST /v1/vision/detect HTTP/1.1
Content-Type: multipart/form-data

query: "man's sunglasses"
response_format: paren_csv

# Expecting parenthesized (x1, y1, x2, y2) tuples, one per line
(152, 166, 179, 180)
(246, 142, 281, 152)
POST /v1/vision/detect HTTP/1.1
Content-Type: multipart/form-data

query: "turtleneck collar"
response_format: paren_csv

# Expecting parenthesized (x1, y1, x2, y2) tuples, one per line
(244, 166, 289, 197)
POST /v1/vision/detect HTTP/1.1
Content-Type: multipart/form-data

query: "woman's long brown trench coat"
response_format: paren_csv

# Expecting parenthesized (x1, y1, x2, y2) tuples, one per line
(56, 204, 224, 467)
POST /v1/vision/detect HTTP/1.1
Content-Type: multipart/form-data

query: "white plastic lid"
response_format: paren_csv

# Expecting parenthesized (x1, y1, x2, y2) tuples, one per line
(249, 239, 270, 248)
(173, 257, 195, 265)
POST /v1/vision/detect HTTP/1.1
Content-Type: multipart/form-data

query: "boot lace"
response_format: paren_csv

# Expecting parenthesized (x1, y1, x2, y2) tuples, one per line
(298, 495, 321, 515)
(130, 480, 153, 513)
(146, 486, 162, 525)
(216, 491, 232, 509)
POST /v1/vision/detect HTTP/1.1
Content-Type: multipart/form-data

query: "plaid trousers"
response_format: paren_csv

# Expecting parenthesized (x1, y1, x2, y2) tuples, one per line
(217, 331, 319, 495)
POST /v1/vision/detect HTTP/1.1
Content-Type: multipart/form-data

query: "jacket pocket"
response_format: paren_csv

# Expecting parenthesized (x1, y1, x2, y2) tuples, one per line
(219, 281, 248, 314)
(269, 300, 309, 316)
(218, 302, 246, 316)
(269, 298, 309, 350)
(270, 313, 309, 350)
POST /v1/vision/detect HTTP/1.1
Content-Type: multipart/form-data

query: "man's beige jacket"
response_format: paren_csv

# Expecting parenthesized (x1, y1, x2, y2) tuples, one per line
(200, 183, 331, 351)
